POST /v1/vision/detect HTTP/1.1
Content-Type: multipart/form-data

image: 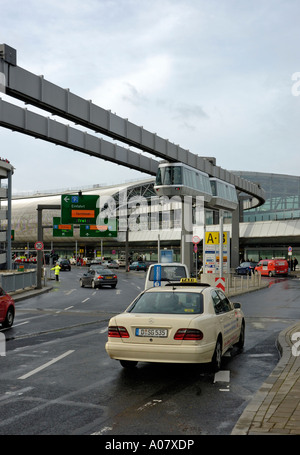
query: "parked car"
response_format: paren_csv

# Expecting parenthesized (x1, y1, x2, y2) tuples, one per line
(106, 260, 119, 269)
(90, 258, 103, 266)
(235, 261, 257, 276)
(105, 279, 245, 371)
(57, 259, 71, 271)
(80, 268, 118, 289)
(255, 259, 288, 277)
(0, 287, 15, 328)
(117, 257, 126, 267)
(129, 261, 147, 271)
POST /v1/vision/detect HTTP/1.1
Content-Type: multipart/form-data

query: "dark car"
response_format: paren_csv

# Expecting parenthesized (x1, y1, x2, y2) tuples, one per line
(129, 261, 147, 271)
(235, 261, 257, 276)
(57, 259, 71, 271)
(0, 287, 15, 328)
(80, 268, 118, 289)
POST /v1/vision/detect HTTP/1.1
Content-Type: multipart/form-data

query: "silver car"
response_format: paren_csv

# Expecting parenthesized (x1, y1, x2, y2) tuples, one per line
(80, 267, 118, 289)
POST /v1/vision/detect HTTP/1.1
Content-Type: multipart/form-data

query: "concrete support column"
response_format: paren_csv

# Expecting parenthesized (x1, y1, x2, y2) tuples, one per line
(181, 196, 193, 274)
(231, 203, 240, 269)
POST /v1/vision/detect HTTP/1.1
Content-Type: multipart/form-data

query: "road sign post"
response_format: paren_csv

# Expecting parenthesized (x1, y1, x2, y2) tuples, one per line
(153, 264, 162, 287)
(192, 235, 200, 277)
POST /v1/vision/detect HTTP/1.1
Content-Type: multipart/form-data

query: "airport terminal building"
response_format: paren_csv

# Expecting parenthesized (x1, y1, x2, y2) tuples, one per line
(9, 170, 300, 268)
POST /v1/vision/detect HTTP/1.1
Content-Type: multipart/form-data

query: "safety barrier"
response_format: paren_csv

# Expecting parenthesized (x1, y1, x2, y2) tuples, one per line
(0, 270, 36, 292)
(228, 272, 262, 293)
(201, 271, 262, 294)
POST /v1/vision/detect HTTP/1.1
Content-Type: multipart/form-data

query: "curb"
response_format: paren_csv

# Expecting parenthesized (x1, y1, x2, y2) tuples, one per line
(231, 321, 300, 435)
(10, 286, 53, 302)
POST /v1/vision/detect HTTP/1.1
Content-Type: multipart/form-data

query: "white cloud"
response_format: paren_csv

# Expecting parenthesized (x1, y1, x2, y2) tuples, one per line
(1, 0, 300, 192)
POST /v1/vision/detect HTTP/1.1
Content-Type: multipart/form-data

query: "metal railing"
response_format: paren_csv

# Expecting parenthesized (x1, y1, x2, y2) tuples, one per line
(227, 272, 262, 293)
(0, 270, 36, 292)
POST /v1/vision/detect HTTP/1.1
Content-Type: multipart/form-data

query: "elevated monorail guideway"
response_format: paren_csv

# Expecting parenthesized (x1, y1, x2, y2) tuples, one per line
(0, 44, 265, 207)
(0, 97, 159, 176)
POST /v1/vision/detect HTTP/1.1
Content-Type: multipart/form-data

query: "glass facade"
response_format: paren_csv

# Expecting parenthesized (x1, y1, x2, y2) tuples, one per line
(233, 172, 300, 222)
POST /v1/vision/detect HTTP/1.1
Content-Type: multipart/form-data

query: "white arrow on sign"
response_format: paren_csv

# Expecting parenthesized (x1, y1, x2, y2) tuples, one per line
(63, 196, 70, 203)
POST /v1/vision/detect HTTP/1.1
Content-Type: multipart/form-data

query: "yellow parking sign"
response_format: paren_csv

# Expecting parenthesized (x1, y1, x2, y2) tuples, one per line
(205, 231, 228, 245)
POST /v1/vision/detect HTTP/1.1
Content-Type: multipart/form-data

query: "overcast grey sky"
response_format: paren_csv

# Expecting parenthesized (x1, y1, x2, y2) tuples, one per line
(1, 0, 300, 194)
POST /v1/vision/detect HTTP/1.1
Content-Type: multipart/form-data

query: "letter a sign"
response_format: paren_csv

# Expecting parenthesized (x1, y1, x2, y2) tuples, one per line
(205, 232, 227, 245)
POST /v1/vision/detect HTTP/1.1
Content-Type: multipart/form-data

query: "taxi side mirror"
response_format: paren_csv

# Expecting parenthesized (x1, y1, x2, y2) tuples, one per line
(233, 302, 241, 309)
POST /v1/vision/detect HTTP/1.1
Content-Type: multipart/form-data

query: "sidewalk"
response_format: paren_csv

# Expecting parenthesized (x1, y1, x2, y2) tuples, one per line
(9, 284, 53, 302)
(231, 271, 300, 435)
(232, 321, 300, 434)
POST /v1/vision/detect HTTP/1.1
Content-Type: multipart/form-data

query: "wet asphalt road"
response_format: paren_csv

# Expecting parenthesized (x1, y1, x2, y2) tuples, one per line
(0, 268, 299, 435)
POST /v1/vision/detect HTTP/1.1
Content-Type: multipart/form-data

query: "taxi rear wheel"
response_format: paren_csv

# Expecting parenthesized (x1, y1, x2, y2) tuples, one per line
(211, 338, 222, 372)
(236, 322, 245, 350)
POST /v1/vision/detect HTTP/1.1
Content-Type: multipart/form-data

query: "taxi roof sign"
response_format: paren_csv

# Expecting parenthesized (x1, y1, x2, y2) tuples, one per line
(180, 278, 197, 283)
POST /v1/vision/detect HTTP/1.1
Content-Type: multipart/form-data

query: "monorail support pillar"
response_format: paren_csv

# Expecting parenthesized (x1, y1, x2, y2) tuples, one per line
(181, 196, 193, 274)
(231, 204, 240, 269)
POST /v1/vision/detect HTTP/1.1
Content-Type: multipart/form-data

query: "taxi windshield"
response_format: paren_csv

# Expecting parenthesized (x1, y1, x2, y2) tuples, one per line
(128, 292, 203, 314)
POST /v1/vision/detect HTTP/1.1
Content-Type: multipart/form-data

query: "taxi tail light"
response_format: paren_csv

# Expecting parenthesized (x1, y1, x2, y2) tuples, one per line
(174, 328, 203, 340)
(108, 326, 130, 338)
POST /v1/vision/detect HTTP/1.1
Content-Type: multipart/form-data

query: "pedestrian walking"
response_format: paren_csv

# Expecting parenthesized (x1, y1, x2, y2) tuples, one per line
(51, 262, 61, 281)
(293, 257, 298, 271)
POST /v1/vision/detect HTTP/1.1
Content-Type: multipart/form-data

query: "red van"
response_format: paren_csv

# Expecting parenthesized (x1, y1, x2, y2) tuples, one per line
(0, 287, 15, 328)
(255, 259, 288, 277)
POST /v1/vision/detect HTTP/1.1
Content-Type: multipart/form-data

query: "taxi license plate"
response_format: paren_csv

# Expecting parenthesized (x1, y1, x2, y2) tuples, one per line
(135, 328, 168, 337)
(105, 276, 112, 279)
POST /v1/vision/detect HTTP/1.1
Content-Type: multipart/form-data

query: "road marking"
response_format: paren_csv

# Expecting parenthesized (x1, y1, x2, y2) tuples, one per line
(92, 426, 113, 435)
(0, 387, 34, 401)
(65, 289, 76, 295)
(214, 370, 230, 383)
(82, 298, 90, 303)
(116, 289, 121, 295)
(248, 353, 273, 357)
(18, 350, 75, 380)
(64, 306, 74, 311)
(137, 399, 162, 411)
(99, 327, 108, 334)
(13, 321, 30, 327)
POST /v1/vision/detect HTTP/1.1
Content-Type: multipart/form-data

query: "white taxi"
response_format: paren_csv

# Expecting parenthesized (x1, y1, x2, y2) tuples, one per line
(105, 279, 245, 371)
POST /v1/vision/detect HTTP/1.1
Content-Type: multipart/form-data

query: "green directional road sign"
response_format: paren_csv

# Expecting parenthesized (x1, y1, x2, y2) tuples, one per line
(80, 219, 118, 238)
(53, 217, 74, 237)
(61, 194, 99, 225)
